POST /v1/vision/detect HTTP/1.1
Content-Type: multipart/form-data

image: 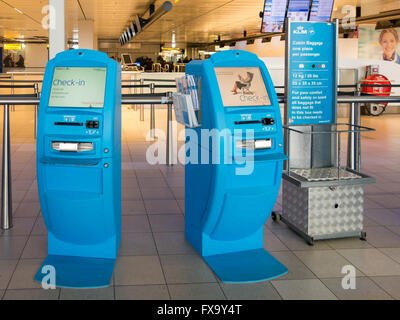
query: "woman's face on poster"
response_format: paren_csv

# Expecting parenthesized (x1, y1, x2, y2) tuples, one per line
(380, 32, 399, 58)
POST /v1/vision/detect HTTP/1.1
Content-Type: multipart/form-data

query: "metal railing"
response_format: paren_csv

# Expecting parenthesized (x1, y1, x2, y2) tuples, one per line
(0, 93, 174, 230)
(1, 94, 400, 231)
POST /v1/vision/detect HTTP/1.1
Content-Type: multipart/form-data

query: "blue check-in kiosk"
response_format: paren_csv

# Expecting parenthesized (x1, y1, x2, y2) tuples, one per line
(34, 50, 121, 288)
(185, 50, 287, 283)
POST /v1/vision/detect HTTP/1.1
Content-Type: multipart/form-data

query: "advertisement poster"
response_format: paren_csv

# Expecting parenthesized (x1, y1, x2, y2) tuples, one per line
(214, 67, 271, 107)
(359, 24, 400, 64)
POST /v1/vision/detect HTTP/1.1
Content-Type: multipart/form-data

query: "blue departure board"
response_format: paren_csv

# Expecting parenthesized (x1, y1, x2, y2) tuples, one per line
(261, 0, 288, 33)
(309, 0, 334, 22)
(287, 0, 311, 22)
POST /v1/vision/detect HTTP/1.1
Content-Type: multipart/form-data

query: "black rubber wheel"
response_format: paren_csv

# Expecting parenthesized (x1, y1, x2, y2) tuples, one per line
(364, 103, 386, 116)
(271, 212, 280, 222)
(360, 231, 367, 241)
(307, 237, 314, 246)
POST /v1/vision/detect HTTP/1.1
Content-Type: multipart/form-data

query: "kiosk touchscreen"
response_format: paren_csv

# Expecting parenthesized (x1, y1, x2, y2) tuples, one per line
(185, 50, 288, 283)
(34, 50, 121, 288)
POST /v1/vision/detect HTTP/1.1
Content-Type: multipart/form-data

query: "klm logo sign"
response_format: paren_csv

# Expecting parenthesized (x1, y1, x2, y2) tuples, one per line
(293, 26, 308, 35)
(52, 79, 86, 86)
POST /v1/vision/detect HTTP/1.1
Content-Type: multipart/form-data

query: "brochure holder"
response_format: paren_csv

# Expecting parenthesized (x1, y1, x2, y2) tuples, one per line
(173, 75, 201, 128)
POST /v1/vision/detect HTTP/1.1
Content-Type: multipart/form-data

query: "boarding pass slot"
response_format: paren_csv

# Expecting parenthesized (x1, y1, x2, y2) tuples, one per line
(52, 142, 94, 152)
(236, 139, 272, 150)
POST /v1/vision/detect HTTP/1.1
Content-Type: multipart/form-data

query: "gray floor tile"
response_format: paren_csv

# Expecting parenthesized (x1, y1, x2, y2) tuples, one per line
(165, 176, 185, 186)
(115, 285, 170, 300)
(149, 215, 185, 232)
(114, 256, 165, 286)
(168, 283, 225, 300)
(364, 226, 400, 247)
(145, 199, 181, 214)
(60, 287, 114, 300)
(3, 288, 60, 300)
(121, 215, 151, 233)
(379, 248, 400, 264)
(326, 237, 373, 249)
(371, 276, 400, 299)
(141, 188, 175, 200)
(13, 202, 40, 218)
(23, 191, 39, 202)
(122, 178, 139, 189)
(177, 199, 185, 214)
(0, 218, 35, 237)
(31, 217, 47, 235)
(21, 235, 47, 259)
(0, 260, 18, 289)
(153, 232, 196, 255)
(122, 200, 147, 215)
(119, 233, 157, 256)
(221, 282, 282, 300)
(363, 216, 381, 227)
(136, 170, 164, 178)
(270, 251, 316, 280)
(388, 226, 400, 236)
(364, 197, 383, 209)
(321, 277, 393, 300)
(293, 250, 364, 279)
(8, 259, 43, 289)
(271, 279, 337, 300)
(0, 290, 4, 299)
(263, 230, 289, 252)
(271, 229, 332, 251)
(171, 187, 185, 200)
(367, 195, 400, 209)
(138, 178, 168, 188)
(0, 236, 28, 259)
(160, 255, 217, 284)
(122, 187, 142, 200)
(337, 248, 400, 276)
(365, 208, 400, 226)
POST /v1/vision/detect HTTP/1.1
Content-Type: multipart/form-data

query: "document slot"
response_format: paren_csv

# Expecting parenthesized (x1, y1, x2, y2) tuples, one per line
(52, 142, 94, 152)
(236, 139, 272, 150)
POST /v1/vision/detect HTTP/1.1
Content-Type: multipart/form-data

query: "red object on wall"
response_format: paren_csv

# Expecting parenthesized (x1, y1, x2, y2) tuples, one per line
(361, 74, 391, 105)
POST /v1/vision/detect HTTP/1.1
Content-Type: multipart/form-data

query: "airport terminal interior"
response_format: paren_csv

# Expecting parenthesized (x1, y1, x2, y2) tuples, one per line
(0, 0, 400, 300)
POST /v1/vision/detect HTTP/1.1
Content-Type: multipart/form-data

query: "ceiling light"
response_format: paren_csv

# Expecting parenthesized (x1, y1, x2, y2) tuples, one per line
(14, 7, 23, 14)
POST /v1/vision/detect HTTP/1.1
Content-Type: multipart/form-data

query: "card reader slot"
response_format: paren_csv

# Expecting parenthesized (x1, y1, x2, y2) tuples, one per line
(235, 118, 275, 126)
(54, 122, 83, 126)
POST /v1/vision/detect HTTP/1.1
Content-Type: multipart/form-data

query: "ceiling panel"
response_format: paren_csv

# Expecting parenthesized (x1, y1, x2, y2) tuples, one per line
(0, 0, 399, 45)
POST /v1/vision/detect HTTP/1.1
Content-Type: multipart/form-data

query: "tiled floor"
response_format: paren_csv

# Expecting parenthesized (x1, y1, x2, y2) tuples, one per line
(0, 107, 400, 300)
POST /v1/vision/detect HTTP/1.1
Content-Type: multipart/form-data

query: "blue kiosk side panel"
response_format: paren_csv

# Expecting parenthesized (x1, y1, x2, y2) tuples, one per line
(185, 50, 288, 283)
(35, 50, 121, 288)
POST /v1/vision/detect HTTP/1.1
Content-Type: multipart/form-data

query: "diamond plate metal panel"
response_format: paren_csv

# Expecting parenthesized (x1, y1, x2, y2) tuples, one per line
(282, 180, 365, 239)
(282, 180, 309, 234)
(308, 185, 364, 236)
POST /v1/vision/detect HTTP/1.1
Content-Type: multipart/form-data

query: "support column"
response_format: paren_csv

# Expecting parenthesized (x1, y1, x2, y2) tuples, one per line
(49, 0, 66, 59)
(79, 20, 96, 50)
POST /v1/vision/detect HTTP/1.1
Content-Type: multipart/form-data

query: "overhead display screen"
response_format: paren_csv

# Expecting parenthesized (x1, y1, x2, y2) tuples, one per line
(287, 0, 311, 22)
(309, 0, 334, 21)
(49, 67, 107, 108)
(261, 0, 288, 33)
(214, 67, 271, 107)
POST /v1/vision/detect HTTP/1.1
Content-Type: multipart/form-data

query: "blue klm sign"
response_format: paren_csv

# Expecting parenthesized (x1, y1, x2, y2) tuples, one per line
(287, 21, 337, 125)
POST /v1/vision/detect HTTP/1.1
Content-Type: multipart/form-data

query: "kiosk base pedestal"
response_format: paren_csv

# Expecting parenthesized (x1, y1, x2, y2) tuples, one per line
(34, 255, 116, 289)
(204, 249, 288, 283)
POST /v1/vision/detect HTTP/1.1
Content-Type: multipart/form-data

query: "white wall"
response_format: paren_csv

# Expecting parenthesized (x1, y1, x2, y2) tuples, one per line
(230, 38, 358, 60)
(24, 44, 48, 68)
(232, 37, 285, 57)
